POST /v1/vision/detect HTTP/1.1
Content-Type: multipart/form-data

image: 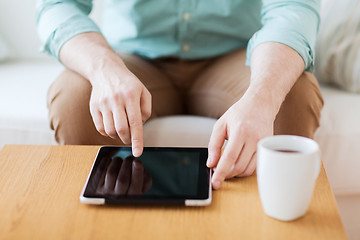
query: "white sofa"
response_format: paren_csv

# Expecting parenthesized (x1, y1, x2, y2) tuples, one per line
(0, 1, 359, 239)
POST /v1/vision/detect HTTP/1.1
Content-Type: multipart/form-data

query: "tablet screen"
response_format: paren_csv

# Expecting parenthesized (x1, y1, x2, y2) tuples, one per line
(82, 146, 211, 205)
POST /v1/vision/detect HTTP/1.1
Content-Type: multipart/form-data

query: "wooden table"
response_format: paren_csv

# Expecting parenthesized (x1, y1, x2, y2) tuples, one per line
(0, 145, 347, 240)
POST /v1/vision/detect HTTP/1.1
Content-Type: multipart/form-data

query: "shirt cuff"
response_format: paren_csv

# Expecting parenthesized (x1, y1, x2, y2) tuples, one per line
(41, 16, 100, 60)
(245, 1, 320, 72)
(246, 27, 314, 72)
(41, 15, 101, 60)
(36, 2, 101, 60)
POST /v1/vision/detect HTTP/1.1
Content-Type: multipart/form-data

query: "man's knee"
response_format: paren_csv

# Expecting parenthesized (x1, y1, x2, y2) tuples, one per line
(290, 72, 324, 120)
(47, 70, 94, 144)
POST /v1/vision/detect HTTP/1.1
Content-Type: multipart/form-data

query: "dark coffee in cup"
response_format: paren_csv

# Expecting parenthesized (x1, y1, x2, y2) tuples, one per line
(274, 149, 300, 153)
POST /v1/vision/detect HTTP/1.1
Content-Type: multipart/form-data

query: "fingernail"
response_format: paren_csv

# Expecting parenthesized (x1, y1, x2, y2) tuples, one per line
(133, 148, 141, 157)
(213, 180, 221, 189)
(207, 157, 212, 167)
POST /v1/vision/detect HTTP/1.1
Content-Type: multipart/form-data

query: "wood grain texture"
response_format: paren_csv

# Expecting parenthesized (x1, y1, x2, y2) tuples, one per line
(0, 145, 347, 240)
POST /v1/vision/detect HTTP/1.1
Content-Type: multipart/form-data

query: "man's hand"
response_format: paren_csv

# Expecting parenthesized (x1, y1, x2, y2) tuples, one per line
(59, 32, 151, 157)
(207, 42, 305, 189)
(89, 59, 151, 157)
(207, 93, 274, 189)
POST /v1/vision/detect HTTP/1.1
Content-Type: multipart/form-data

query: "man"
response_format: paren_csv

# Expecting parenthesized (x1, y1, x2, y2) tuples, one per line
(36, 0, 324, 189)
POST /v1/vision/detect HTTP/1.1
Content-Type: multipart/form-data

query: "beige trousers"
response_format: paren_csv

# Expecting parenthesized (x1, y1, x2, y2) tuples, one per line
(47, 49, 324, 145)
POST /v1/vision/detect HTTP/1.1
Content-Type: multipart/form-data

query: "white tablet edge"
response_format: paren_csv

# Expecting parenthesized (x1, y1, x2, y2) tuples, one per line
(185, 169, 212, 206)
(79, 147, 106, 205)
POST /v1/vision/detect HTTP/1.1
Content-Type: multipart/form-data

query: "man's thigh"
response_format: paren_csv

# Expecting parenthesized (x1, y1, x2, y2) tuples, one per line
(117, 52, 183, 117)
(187, 48, 250, 118)
(274, 72, 324, 139)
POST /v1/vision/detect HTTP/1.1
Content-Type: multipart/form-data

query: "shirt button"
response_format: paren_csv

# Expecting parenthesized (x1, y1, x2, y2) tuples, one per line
(182, 44, 190, 51)
(183, 12, 190, 20)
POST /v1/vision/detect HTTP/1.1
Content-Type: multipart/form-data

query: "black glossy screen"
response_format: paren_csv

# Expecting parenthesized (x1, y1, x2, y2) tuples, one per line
(83, 147, 210, 204)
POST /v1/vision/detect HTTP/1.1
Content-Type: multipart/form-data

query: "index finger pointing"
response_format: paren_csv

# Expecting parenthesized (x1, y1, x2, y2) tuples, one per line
(126, 98, 144, 157)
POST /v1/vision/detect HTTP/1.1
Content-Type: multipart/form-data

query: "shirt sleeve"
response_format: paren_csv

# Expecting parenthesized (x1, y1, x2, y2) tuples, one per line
(35, 0, 101, 60)
(246, 0, 321, 72)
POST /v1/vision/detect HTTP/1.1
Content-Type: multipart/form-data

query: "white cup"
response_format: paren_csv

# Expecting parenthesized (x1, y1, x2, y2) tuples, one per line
(257, 135, 321, 221)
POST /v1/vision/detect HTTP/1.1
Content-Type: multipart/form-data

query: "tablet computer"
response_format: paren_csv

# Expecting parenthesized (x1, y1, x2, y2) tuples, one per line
(80, 146, 212, 206)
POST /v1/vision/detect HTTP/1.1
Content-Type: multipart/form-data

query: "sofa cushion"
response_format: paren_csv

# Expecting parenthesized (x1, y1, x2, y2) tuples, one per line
(0, 61, 63, 147)
(0, 35, 9, 61)
(315, 84, 360, 195)
(315, 0, 360, 93)
(144, 115, 216, 147)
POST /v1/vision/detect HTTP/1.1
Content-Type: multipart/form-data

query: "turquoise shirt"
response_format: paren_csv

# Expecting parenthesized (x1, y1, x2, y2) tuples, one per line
(36, 0, 320, 71)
